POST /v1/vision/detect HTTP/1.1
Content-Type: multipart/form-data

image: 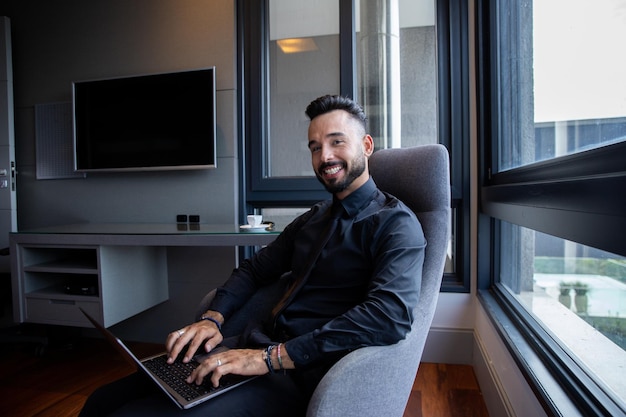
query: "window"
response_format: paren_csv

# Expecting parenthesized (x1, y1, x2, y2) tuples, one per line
(478, 0, 626, 414)
(239, 0, 469, 289)
(499, 222, 626, 404)
(265, 0, 440, 179)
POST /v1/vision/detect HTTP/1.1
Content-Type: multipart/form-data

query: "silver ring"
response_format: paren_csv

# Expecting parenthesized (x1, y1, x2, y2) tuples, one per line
(216, 359, 222, 367)
(177, 329, 185, 337)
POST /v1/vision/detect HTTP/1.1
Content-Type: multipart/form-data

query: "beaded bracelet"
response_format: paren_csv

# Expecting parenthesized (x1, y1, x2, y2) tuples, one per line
(276, 343, 285, 374)
(200, 315, 222, 331)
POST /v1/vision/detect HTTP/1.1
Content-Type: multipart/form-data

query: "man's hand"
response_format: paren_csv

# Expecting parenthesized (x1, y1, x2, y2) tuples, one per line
(188, 343, 296, 388)
(165, 312, 224, 364)
(187, 348, 268, 387)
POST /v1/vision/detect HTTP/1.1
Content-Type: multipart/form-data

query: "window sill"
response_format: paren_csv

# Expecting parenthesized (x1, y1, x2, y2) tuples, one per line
(478, 289, 625, 417)
(523, 275, 626, 402)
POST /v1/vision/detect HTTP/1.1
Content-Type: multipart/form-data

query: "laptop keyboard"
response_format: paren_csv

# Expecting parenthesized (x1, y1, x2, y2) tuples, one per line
(143, 354, 227, 401)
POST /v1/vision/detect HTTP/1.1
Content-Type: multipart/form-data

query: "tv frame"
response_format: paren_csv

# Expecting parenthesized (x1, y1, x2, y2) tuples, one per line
(72, 67, 217, 173)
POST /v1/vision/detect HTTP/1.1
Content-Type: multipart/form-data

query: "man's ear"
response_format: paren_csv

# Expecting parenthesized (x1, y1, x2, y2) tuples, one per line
(362, 134, 374, 157)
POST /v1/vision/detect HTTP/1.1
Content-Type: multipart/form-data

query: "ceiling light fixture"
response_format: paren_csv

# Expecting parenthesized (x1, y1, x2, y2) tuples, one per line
(276, 38, 318, 54)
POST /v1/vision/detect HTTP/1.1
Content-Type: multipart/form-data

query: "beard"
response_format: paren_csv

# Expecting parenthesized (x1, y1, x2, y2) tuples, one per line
(315, 152, 367, 194)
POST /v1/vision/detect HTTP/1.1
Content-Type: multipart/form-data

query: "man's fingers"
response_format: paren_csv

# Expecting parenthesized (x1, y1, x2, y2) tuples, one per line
(166, 328, 189, 363)
(188, 349, 268, 387)
(166, 321, 223, 363)
(187, 358, 225, 387)
(183, 337, 203, 362)
(204, 332, 223, 353)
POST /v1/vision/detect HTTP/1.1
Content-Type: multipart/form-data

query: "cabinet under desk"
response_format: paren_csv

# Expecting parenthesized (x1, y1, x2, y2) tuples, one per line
(10, 223, 279, 327)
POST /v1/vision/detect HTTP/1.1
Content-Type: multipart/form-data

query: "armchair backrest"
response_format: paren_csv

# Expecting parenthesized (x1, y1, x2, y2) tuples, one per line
(307, 144, 451, 417)
(369, 144, 451, 322)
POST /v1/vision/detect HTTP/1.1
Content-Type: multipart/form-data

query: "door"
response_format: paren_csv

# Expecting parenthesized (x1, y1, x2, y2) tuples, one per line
(0, 16, 17, 273)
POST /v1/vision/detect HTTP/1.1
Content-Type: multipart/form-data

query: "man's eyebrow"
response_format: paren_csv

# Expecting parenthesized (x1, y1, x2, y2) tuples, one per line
(308, 132, 346, 146)
(308, 131, 351, 148)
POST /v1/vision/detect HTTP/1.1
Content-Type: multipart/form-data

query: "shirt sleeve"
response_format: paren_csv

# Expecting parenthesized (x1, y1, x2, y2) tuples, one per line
(285, 206, 426, 367)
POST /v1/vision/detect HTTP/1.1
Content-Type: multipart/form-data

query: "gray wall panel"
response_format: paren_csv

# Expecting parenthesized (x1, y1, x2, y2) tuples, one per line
(1, 0, 239, 338)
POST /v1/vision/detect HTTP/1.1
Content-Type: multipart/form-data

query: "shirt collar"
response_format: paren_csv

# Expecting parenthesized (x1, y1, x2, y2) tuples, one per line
(334, 177, 377, 218)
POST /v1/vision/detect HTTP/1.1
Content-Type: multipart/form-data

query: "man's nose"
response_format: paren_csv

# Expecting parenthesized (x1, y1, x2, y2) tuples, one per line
(320, 145, 334, 162)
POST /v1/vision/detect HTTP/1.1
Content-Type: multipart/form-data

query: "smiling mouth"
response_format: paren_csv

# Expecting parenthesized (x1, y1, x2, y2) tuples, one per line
(323, 165, 342, 176)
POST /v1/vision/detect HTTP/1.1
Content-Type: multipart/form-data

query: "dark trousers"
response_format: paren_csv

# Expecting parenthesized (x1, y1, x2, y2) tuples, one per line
(79, 371, 308, 417)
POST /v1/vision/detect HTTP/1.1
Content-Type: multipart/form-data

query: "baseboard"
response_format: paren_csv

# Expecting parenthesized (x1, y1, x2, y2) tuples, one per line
(472, 329, 515, 417)
(422, 327, 474, 364)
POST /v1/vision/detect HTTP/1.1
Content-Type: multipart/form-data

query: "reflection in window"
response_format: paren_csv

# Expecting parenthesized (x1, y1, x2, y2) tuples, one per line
(356, 0, 438, 150)
(268, 0, 340, 178)
(500, 222, 626, 402)
(267, 0, 440, 179)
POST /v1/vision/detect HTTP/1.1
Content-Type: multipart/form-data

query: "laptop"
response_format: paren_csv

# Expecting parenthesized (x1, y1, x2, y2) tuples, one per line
(80, 308, 258, 409)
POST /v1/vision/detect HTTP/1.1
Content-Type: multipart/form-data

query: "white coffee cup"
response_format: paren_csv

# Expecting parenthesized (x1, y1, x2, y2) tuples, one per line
(247, 214, 263, 227)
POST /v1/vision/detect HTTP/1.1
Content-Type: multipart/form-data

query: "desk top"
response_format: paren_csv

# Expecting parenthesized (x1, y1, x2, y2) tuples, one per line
(15, 223, 278, 235)
(10, 223, 280, 247)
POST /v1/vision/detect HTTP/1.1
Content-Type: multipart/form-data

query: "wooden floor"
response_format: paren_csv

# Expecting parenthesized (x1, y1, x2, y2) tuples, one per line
(404, 362, 490, 417)
(0, 327, 489, 417)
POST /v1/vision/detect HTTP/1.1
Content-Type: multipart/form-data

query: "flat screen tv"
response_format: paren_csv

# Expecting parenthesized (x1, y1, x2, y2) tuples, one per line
(73, 67, 216, 173)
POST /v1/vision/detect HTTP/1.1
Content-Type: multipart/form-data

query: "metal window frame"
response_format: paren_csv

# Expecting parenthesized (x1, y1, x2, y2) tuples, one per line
(476, 0, 626, 415)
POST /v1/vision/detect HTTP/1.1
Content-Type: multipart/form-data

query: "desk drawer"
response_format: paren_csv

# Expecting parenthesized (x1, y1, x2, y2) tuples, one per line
(25, 297, 101, 327)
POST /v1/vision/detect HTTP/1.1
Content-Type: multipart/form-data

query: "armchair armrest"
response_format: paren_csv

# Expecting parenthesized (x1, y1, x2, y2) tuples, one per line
(306, 309, 424, 417)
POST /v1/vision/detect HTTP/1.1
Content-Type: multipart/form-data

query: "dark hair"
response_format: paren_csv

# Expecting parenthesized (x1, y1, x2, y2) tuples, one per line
(305, 95, 367, 131)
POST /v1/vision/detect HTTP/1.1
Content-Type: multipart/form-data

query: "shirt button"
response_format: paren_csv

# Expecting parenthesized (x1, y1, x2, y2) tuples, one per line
(303, 354, 310, 360)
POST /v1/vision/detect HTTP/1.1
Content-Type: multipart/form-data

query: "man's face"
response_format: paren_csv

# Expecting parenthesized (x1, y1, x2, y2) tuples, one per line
(307, 110, 374, 199)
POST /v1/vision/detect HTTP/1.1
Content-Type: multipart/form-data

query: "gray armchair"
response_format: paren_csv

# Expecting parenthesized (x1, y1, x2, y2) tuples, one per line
(196, 144, 451, 417)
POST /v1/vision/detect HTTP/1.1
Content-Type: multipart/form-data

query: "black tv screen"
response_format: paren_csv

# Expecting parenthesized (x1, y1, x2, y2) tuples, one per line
(73, 67, 216, 172)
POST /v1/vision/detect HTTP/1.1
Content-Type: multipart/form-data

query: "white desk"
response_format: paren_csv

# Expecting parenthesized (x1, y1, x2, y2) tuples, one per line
(10, 223, 279, 327)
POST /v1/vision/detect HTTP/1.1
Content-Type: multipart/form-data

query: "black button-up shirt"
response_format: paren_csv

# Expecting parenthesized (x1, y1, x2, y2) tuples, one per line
(210, 177, 425, 368)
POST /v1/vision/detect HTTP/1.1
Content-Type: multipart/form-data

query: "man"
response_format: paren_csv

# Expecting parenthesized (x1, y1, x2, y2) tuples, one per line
(80, 95, 425, 416)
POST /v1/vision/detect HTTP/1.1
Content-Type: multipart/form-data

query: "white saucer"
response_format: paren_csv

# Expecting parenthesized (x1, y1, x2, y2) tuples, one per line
(239, 224, 268, 230)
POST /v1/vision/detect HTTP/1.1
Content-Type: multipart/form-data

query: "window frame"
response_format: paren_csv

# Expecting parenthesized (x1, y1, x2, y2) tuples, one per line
(476, 0, 626, 415)
(239, 0, 354, 208)
(237, 0, 470, 292)
(482, 143, 626, 257)
(437, 0, 471, 291)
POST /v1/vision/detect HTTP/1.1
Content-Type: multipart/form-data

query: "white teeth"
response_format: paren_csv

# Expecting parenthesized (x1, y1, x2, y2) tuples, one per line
(324, 166, 342, 175)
